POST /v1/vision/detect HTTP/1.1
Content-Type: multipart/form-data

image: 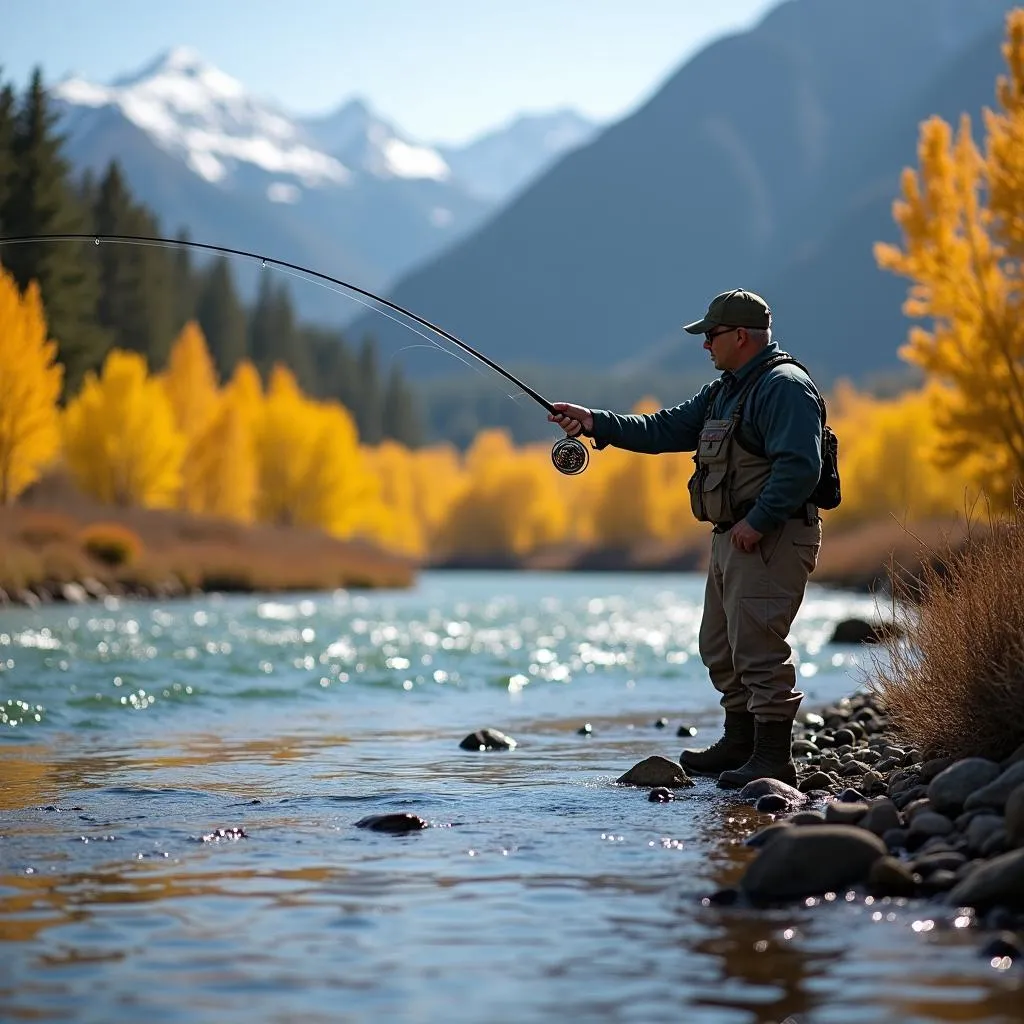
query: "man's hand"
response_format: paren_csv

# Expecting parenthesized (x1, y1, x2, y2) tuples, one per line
(730, 519, 764, 553)
(548, 402, 594, 438)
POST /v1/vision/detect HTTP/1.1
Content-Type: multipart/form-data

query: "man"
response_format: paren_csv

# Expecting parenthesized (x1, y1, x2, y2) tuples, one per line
(548, 289, 823, 789)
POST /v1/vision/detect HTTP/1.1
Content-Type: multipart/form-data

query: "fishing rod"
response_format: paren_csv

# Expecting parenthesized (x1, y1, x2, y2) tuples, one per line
(0, 232, 592, 476)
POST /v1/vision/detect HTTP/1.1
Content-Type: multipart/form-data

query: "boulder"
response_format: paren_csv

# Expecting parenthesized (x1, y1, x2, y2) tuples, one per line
(946, 848, 1024, 910)
(739, 825, 887, 901)
(927, 758, 1002, 814)
(617, 756, 694, 789)
(1006, 783, 1024, 848)
(965, 814, 1005, 856)
(964, 762, 1024, 813)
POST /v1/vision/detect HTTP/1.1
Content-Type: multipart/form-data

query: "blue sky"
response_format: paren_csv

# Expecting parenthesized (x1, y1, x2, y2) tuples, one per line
(2, 0, 779, 143)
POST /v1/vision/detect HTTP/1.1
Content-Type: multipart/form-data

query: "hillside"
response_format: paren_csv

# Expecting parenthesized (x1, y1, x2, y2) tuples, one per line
(349, 0, 1017, 400)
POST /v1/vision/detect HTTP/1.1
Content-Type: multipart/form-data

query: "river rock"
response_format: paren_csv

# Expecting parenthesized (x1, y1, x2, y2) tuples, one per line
(746, 822, 791, 847)
(617, 756, 694, 789)
(927, 758, 1002, 814)
(459, 728, 517, 751)
(965, 762, 1024, 813)
(825, 801, 869, 825)
(799, 772, 834, 793)
(355, 813, 429, 834)
(946, 848, 1024, 910)
(740, 825, 887, 901)
(1002, 743, 1024, 769)
(755, 794, 791, 813)
(907, 811, 955, 849)
(830, 618, 901, 644)
(966, 814, 1006, 855)
(737, 778, 807, 810)
(648, 786, 675, 803)
(789, 811, 827, 825)
(859, 798, 903, 837)
(919, 756, 958, 783)
(868, 855, 918, 897)
(1006, 783, 1024, 847)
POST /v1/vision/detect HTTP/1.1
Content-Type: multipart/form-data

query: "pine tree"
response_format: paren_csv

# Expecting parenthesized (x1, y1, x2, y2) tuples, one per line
(0, 74, 15, 233)
(381, 364, 423, 446)
(195, 255, 247, 382)
(355, 336, 382, 444)
(93, 161, 175, 369)
(2, 69, 107, 394)
(170, 225, 198, 335)
(248, 275, 312, 387)
(0, 268, 63, 503)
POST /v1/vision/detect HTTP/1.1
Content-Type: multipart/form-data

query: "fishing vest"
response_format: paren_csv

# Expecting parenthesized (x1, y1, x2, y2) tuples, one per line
(687, 354, 827, 525)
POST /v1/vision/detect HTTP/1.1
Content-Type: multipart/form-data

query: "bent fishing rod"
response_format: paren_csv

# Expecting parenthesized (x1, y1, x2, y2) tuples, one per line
(0, 232, 592, 476)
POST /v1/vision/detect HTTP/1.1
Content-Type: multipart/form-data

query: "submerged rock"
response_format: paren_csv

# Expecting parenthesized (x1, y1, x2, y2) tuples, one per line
(459, 728, 517, 751)
(740, 824, 887, 901)
(736, 778, 807, 811)
(617, 756, 694, 789)
(355, 813, 429, 834)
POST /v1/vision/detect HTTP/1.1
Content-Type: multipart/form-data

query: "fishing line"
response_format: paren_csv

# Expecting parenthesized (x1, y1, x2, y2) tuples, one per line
(0, 232, 590, 474)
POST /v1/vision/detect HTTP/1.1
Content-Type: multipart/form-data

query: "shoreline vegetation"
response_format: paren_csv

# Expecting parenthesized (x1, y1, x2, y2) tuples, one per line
(0, 477, 979, 606)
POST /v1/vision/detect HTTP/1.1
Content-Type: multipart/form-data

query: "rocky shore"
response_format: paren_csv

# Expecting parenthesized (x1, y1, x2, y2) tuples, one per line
(616, 688, 1024, 961)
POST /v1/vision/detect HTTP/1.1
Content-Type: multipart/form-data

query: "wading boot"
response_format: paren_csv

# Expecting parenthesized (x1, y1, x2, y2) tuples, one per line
(716, 719, 797, 789)
(679, 711, 755, 775)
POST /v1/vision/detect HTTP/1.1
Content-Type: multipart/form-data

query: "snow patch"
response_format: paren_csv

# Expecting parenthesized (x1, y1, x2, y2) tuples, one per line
(429, 206, 453, 227)
(382, 137, 450, 180)
(188, 150, 226, 183)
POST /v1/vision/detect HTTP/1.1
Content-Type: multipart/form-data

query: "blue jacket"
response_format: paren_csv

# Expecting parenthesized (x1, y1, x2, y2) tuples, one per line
(589, 343, 823, 534)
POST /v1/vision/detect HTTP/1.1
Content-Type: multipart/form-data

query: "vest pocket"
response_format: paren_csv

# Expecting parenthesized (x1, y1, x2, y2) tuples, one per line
(690, 468, 729, 523)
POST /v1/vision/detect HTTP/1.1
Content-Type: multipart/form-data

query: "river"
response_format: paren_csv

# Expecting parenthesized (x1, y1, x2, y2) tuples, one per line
(1, 571, 1020, 1022)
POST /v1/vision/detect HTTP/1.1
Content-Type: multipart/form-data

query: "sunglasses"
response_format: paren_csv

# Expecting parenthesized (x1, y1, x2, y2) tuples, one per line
(704, 326, 740, 343)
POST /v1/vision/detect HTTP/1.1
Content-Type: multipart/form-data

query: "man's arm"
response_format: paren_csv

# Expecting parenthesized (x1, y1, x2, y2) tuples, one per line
(586, 384, 717, 454)
(744, 370, 823, 534)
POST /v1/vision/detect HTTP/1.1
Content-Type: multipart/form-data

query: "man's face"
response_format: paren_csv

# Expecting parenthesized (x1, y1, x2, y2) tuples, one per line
(703, 325, 744, 371)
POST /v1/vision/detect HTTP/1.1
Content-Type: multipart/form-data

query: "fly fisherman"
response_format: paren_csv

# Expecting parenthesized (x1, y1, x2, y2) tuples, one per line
(548, 289, 824, 789)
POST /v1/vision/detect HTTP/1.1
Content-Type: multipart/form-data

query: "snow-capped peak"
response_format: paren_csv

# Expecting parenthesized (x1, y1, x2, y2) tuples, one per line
(299, 100, 450, 182)
(55, 48, 350, 188)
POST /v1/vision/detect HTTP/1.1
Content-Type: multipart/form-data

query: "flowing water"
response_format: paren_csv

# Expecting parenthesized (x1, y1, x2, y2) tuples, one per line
(0, 570, 1021, 1023)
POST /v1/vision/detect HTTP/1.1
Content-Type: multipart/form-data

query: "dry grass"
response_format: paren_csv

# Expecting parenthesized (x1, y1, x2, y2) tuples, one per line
(0, 471, 415, 601)
(868, 500, 1024, 761)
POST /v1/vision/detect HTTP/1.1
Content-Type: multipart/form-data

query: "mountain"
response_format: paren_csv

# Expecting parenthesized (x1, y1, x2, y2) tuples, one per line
(50, 48, 595, 323)
(348, 0, 1019, 403)
(438, 110, 598, 201)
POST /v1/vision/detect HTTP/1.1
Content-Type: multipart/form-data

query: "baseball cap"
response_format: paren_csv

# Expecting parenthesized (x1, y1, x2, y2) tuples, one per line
(682, 288, 771, 334)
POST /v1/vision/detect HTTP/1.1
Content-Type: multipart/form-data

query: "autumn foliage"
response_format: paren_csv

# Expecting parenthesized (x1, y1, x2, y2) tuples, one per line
(875, 9, 1024, 511)
(8, 13, 1024, 573)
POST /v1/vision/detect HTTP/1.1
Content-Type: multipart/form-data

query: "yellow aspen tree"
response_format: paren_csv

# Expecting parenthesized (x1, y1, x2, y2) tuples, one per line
(63, 350, 184, 506)
(160, 322, 221, 512)
(253, 365, 377, 535)
(875, 11, 1024, 507)
(188, 388, 257, 522)
(0, 272, 63, 503)
(588, 398, 669, 547)
(362, 441, 425, 556)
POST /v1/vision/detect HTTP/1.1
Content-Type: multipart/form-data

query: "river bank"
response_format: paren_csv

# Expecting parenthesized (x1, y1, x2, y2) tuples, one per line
(0, 499, 416, 606)
(1, 490, 975, 606)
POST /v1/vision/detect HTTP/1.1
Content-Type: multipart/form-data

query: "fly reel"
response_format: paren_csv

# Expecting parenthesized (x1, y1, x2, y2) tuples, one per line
(551, 435, 590, 476)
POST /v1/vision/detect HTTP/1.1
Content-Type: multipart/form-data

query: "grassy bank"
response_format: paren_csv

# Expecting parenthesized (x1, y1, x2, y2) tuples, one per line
(0, 494, 416, 605)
